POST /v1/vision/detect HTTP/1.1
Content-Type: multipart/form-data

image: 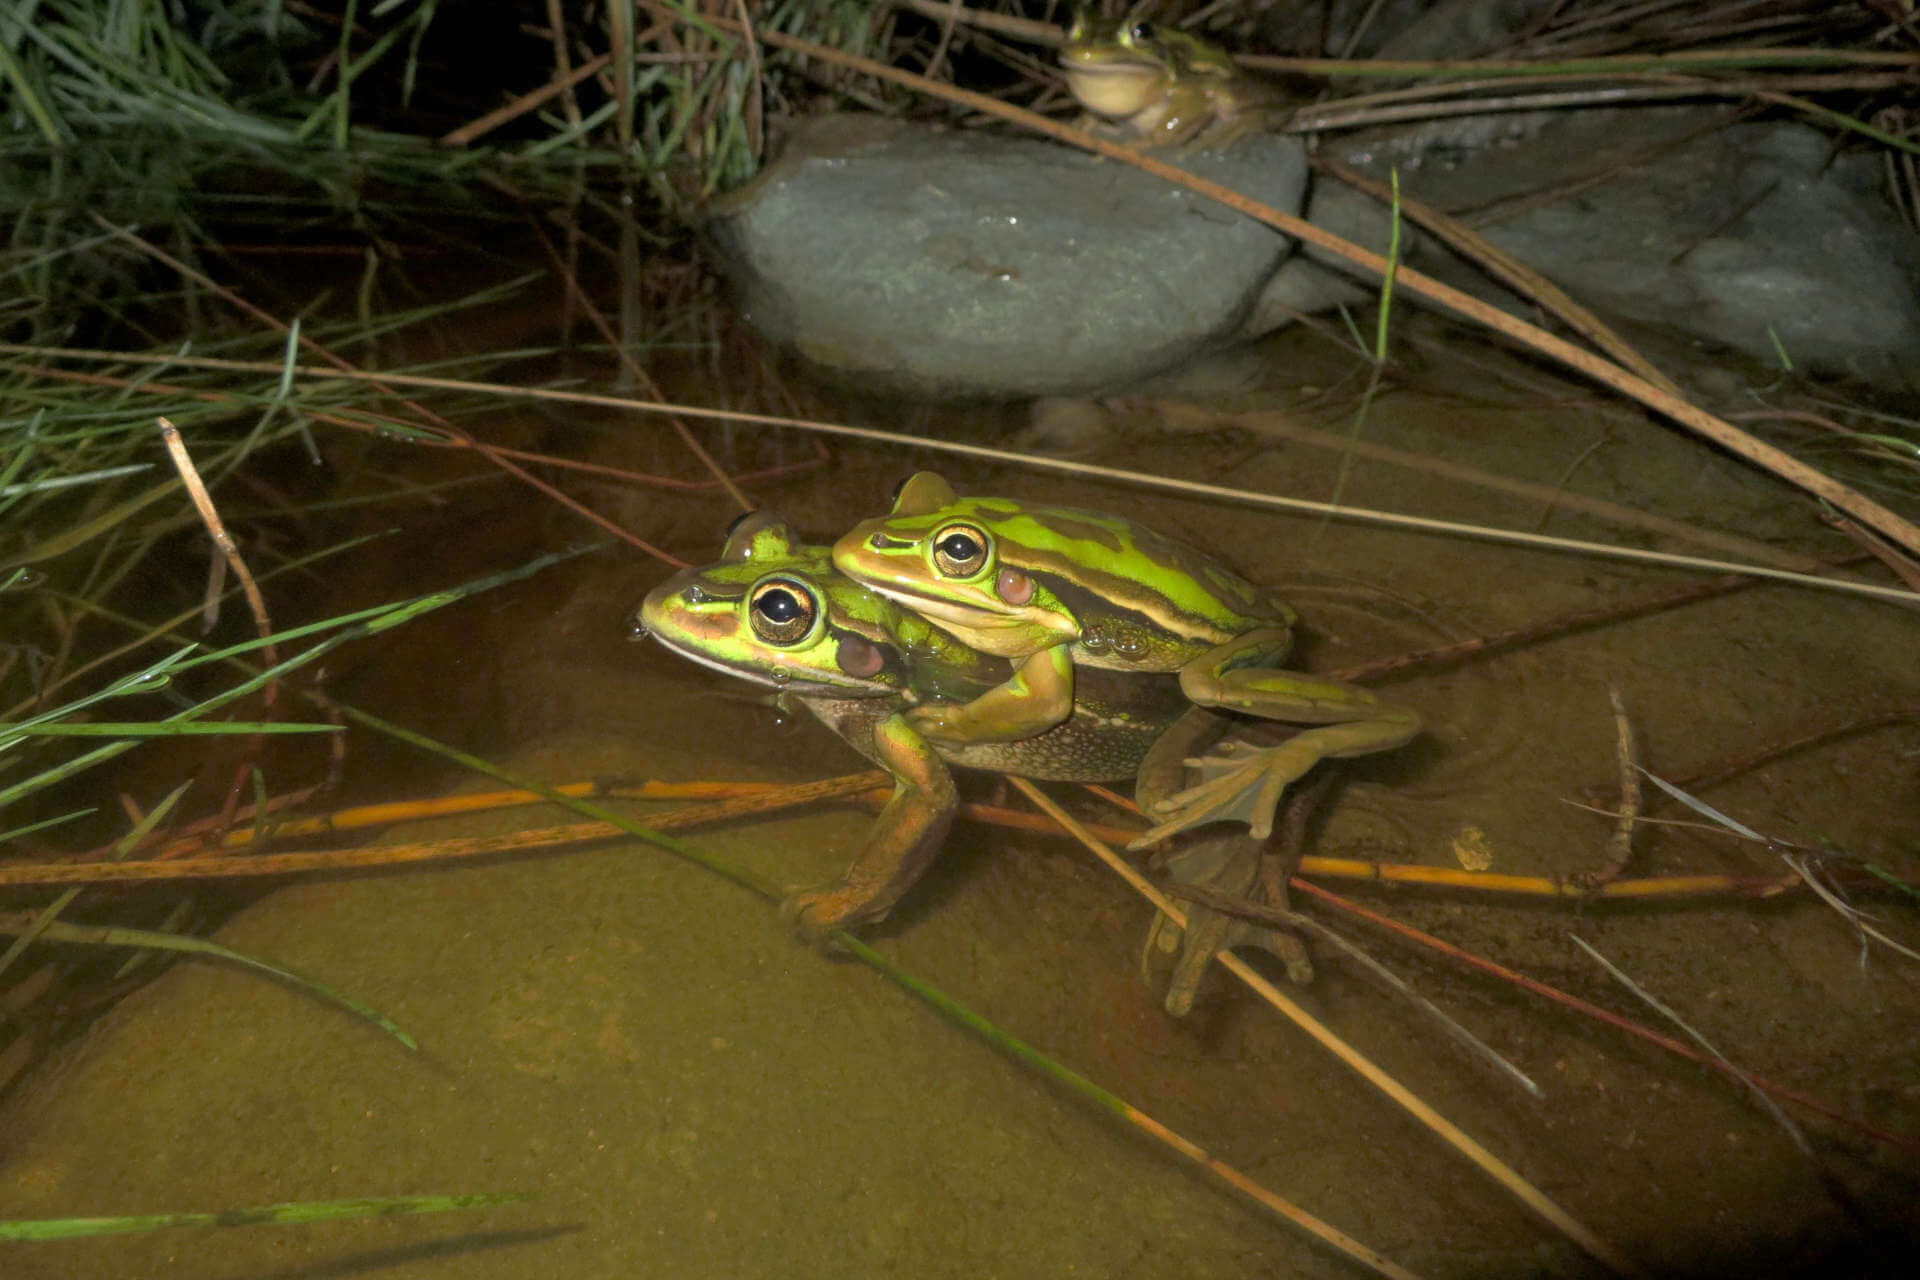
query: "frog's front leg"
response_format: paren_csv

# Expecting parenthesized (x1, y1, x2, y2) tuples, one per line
(782, 713, 957, 947)
(906, 645, 1074, 744)
(1134, 628, 1419, 846)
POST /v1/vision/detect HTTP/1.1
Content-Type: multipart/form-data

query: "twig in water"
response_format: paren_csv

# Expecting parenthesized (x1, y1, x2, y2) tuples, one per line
(1639, 768, 1920, 965)
(1576, 688, 1641, 890)
(1165, 881, 1542, 1099)
(1635, 704, 1920, 795)
(160, 417, 286, 835)
(1570, 935, 1877, 1238)
(1010, 776, 1643, 1277)
(1289, 879, 1916, 1154)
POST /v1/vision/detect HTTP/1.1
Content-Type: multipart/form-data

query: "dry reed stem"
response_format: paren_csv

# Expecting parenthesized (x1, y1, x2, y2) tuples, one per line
(1087, 1105, 1431, 1280)
(1285, 879, 1920, 1155)
(1169, 404, 1817, 571)
(438, 53, 610, 146)
(1007, 776, 1644, 1278)
(157, 419, 276, 686)
(0, 802, 1873, 903)
(14, 344, 1912, 606)
(1309, 156, 1681, 394)
(0, 773, 892, 888)
(1289, 72, 1918, 133)
(158, 415, 289, 830)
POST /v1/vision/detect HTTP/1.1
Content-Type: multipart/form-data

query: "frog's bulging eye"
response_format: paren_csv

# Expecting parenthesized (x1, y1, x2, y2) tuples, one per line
(931, 524, 988, 578)
(749, 578, 817, 645)
(1128, 21, 1155, 42)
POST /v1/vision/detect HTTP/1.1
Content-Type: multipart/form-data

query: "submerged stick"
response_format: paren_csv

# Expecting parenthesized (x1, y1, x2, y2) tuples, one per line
(1289, 879, 1920, 1154)
(336, 708, 1424, 1279)
(1167, 881, 1543, 1100)
(1008, 777, 1644, 1278)
(0, 773, 891, 887)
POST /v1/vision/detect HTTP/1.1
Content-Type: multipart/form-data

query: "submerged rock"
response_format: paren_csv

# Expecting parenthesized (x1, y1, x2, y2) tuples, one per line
(709, 114, 1309, 398)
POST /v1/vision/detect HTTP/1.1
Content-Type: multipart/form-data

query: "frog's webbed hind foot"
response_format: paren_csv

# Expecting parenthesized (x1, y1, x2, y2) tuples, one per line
(1127, 738, 1322, 850)
(1140, 834, 1312, 1018)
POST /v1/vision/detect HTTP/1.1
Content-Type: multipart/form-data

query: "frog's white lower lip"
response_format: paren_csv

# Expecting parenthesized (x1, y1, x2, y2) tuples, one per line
(648, 631, 778, 685)
(863, 582, 1019, 628)
(651, 629, 885, 697)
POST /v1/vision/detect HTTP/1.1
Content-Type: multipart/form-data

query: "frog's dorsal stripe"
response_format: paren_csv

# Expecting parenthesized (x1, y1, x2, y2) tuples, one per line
(963, 501, 1286, 643)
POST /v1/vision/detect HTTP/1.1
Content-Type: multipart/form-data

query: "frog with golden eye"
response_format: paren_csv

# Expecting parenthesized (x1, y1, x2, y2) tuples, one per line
(830, 473, 1421, 853)
(640, 510, 1311, 1009)
(1059, 9, 1283, 148)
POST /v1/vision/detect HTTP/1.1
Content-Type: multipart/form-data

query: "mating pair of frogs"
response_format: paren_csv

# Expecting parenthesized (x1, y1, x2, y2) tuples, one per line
(639, 476, 1417, 1010)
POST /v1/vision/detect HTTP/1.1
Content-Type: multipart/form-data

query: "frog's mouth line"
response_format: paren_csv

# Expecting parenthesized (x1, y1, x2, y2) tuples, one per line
(860, 582, 1028, 631)
(646, 629, 779, 686)
(648, 626, 887, 698)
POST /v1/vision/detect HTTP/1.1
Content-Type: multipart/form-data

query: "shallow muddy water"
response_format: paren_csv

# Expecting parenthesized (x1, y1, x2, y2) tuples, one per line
(2, 311, 1916, 1279)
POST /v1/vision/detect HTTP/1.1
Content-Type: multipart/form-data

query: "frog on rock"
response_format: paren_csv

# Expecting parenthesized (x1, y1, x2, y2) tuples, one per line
(829, 473, 1422, 849)
(1058, 9, 1282, 148)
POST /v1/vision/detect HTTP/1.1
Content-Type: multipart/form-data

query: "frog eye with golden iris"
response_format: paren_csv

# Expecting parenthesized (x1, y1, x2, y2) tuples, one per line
(930, 524, 990, 578)
(748, 577, 820, 646)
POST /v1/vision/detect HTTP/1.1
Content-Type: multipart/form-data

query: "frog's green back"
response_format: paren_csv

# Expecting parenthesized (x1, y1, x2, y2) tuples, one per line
(963, 497, 1295, 645)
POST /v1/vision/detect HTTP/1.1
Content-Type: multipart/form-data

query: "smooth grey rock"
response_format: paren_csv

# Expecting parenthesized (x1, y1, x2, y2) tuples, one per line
(1340, 110, 1920, 389)
(1245, 177, 1413, 330)
(710, 114, 1309, 398)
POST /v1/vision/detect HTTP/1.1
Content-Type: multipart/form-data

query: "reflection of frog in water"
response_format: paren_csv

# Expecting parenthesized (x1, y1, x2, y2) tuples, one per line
(1059, 11, 1283, 148)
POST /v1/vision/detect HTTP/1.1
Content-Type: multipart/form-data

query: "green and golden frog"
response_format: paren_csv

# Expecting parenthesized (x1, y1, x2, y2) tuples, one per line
(638, 511, 1186, 943)
(640, 512, 1311, 1011)
(830, 473, 1421, 851)
(1059, 10, 1279, 148)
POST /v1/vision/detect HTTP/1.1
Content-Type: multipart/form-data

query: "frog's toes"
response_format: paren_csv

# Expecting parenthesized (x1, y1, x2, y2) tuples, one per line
(1126, 755, 1298, 848)
(1144, 908, 1229, 1018)
(1140, 902, 1313, 1016)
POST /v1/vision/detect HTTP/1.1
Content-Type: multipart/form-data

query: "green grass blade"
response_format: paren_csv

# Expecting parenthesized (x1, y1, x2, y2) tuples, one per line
(3, 721, 346, 737)
(0, 808, 96, 843)
(0, 25, 68, 146)
(0, 545, 595, 812)
(0, 462, 153, 498)
(0, 912, 419, 1050)
(0, 778, 193, 982)
(0, 1192, 531, 1241)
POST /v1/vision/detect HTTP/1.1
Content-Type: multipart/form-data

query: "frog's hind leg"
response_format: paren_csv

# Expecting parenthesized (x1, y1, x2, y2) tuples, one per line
(1135, 709, 1318, 1016)
(1133, 630, 1419, 847)
(1139, 768, 1331, 1017)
